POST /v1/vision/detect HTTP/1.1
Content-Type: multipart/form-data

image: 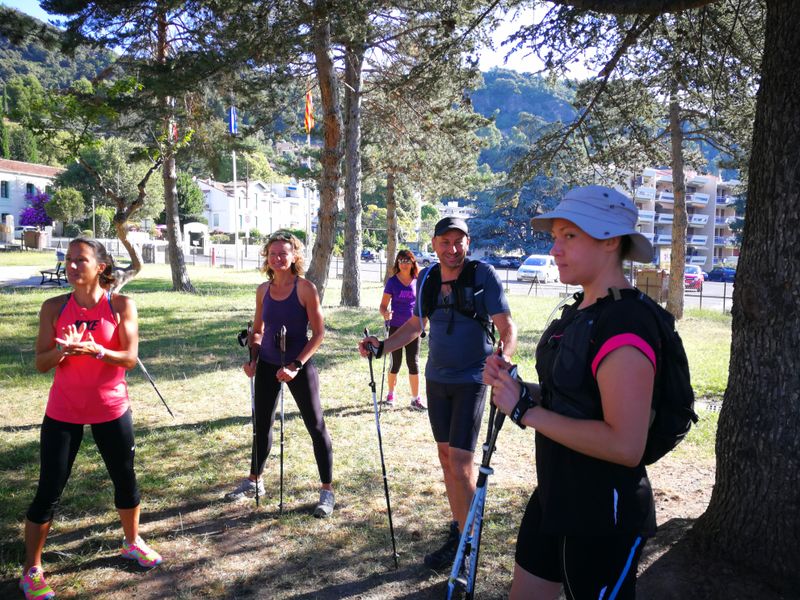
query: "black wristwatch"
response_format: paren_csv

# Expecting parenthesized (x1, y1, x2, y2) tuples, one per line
(288, 359, 304, 371)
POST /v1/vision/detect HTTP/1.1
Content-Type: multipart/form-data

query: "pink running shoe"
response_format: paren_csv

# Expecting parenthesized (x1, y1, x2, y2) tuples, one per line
(121, 536, 163, 568)
(19, 566, 55, 600)
(383, 392, 395, 407)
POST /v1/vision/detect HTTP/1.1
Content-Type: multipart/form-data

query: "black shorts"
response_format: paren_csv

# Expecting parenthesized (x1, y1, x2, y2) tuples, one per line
(515, 490, 646, 600)
(426, 380, 487, 452)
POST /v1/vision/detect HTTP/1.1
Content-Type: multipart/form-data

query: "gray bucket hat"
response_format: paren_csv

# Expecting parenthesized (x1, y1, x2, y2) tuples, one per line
(531, 185, 653, 263)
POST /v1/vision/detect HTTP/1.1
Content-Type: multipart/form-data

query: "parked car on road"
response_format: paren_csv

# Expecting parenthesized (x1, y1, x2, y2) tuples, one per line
(413, 250, 438, 266)
(361, 249, 376, 262)
(684, 264, 704, 292)
(501, 255, 522, 269)
(479, 254, 505, 268)
(707, 266, 736, 283)
(516, 254, 560, 283)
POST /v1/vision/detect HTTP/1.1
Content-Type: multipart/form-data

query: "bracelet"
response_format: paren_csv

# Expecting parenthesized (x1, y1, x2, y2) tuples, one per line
(289, 359, 304, 371)
(95, 345, 106, 360)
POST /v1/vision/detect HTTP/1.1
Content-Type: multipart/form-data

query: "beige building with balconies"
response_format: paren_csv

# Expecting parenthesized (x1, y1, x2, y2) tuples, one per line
(632, 168, 740, 271)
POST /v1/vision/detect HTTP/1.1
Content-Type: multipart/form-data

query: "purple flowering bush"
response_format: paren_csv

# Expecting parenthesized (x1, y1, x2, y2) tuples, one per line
(19, 191, 52, 228)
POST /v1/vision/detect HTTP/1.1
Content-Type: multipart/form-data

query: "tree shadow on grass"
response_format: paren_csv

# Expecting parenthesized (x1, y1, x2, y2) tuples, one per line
(638, 518, 793, 600)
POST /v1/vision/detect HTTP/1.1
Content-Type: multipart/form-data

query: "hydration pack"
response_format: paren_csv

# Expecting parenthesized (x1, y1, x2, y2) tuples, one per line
(581, 288, 699, 464)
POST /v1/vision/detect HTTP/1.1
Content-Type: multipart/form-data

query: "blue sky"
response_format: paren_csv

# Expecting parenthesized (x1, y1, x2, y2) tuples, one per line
(1, 0, 591, 77)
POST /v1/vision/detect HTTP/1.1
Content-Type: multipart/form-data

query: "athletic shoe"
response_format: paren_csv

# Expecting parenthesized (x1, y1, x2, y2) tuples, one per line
(424, 521, 460, 570)
(313, 489, 335, 518)
(410, 396, 427, 411)
(121, 536, 163, 568)
(224, 477, 265, 501)
(383, 392, 395, 407)
(19, 566, 55, 600)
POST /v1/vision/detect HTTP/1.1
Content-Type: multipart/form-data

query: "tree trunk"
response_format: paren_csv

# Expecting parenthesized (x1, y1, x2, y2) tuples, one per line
(157, 10, 194, 293)
(162, 152, 194, 292)
(666, 86, 686, 319)
(384, 169, 398, 284)
(305, 0, 343, 303)
(692, 0, 800, 588)
(340, 42, 365, 307)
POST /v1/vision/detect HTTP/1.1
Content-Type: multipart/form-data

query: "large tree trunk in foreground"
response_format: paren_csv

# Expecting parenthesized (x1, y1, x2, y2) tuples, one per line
(666, 85, 686, 319)
(305, 0, 343, 303)
(384, 169, 398, 284)
(692, 0, 800, 588)
(340, 42, 365, 307)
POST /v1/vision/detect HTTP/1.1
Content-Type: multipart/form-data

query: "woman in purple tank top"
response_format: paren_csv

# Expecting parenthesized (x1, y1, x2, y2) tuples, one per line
(379, 249, 425, 410)
(224, 232, 335, 517)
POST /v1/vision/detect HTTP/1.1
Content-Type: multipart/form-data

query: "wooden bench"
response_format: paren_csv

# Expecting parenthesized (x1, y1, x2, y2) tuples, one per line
(40, 262, 67, 286)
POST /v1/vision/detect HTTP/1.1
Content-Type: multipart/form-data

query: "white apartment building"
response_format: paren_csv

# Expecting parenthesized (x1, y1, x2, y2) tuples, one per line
(0, 158, 64, 225)
(198, 178, 319, 238)
(436, 200, 477, 220)
(631, 167, 741, 270)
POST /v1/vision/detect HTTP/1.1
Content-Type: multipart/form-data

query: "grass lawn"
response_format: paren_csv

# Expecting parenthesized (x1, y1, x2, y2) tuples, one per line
(0, 264, 727, 598)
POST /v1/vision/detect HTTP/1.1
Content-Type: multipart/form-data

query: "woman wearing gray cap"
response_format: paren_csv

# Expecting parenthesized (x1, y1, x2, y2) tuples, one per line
(485, 185, 657, 599)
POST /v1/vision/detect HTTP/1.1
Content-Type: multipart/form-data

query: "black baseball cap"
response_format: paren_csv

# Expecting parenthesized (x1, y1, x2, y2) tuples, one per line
(434, 216, 469, 237)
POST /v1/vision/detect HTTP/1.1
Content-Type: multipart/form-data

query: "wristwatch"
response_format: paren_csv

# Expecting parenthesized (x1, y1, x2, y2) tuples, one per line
(288, 359, 304, 371)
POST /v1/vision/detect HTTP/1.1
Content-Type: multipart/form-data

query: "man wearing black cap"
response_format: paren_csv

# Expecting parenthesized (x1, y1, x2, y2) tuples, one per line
(360, 216, 517, 570)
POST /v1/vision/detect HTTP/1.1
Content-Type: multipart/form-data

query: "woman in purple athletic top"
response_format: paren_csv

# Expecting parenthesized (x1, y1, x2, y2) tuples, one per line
(224, 231, 335, 517)
(379, 249, 425, 410)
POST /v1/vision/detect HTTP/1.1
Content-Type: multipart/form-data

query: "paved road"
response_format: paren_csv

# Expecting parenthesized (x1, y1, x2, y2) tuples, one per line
(0, 260, 734, 313)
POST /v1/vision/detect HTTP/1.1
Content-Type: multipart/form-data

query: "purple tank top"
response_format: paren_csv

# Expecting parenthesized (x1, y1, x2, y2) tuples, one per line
(259, 278, 309, 365)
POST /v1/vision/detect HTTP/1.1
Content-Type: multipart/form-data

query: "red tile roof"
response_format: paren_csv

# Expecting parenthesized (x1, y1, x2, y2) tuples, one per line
(0, 158, 64, 178)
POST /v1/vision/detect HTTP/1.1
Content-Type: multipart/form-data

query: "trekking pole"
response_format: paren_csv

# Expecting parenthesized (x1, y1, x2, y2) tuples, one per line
(136, 357, 175, 418)
(378, 320, 389, 416)
(447, 344, 506, 600)
(278, 324, 287, 515)
(364, 328, 400, 569)
(237, 323, 259, 508)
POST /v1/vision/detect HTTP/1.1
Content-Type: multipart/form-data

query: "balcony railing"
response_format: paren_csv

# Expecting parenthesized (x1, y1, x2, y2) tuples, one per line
(687, 235, 708, 246)
(637, 210, 655, 223)
(635, 187, 656, 201)
(642, 232, 655, 243)
(655, 213, 674, 224)
(686, 192, 710, 206)
(688, 256, 708, 265)
(655, 234, 672, 245)
(716, 196, 737, 205)
(657, 191, 674, 203)
(688, 214, 709, 226)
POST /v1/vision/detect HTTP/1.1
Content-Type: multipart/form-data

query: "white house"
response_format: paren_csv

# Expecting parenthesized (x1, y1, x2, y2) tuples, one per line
(0, 158, 64, 226)
(197, 178, 319, 238)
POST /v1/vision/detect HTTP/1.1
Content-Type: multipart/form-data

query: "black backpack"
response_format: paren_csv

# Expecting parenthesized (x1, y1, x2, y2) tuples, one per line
(593, 289, 699, 465)
(417, 260, 495, 343)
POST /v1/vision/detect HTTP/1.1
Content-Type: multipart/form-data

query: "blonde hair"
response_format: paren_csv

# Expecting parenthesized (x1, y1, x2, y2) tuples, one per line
(260, 231, 306, 280)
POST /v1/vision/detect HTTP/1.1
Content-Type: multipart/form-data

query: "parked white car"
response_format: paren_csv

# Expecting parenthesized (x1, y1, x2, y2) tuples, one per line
(14, 226, 37, 240)
(516, 254, 560, 283)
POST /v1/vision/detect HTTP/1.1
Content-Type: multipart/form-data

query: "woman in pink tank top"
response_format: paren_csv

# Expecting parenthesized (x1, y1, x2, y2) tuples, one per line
(19, 238, 162, 600)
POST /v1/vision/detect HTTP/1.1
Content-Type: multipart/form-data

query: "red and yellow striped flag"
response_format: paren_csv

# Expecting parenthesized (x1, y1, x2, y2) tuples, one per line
(304, 90, 315, 133)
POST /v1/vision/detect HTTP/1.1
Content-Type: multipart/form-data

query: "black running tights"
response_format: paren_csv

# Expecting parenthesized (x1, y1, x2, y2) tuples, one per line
(26, 409, 140, 524)
(252, 360, 333, 484)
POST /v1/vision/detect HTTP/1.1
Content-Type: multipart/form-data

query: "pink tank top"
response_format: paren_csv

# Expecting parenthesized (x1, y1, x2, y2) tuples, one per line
(46, 293, 129, 424)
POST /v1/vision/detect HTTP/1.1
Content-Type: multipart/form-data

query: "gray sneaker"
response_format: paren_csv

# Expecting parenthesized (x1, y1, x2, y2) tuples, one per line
(224, 478, 265, 501)
(313, 489, 335, 518)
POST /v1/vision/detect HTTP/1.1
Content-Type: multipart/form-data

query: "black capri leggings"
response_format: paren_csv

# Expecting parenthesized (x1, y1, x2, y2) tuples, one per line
(27, 409, 140, 524)
(388, 324, 420, 375)
(252, 359, 333, 484)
